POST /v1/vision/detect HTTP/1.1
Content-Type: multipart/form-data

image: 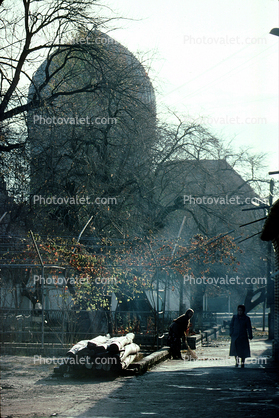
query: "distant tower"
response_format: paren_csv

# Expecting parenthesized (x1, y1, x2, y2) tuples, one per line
(28, 31, 156, 203)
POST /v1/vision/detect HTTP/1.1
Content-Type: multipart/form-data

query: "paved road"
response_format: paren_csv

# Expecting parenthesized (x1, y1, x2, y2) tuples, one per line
(1, 336, 278, 418)
(59, 337, 279, 418)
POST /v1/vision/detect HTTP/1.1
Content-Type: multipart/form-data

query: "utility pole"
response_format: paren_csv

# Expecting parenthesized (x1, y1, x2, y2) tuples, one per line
(172, 216, 186, 315)
(30, 231, 45, 349)
(241, 181, 274, 333)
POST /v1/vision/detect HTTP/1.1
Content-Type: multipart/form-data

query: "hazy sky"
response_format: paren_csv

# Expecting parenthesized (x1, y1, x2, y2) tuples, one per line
(99, 0, 278, 179)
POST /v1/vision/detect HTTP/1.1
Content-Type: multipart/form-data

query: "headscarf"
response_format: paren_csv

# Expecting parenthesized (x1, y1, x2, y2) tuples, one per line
(173, 308, 194, 331)
(185, 308, 194, 318)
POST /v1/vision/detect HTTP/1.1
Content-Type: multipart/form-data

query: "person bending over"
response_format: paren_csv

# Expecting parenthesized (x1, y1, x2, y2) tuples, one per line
(168, 308, 194, 359)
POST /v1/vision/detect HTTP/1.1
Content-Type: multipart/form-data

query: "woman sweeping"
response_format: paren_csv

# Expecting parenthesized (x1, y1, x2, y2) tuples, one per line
(168, 308, 194, 359)
(229, 305, 253, 367)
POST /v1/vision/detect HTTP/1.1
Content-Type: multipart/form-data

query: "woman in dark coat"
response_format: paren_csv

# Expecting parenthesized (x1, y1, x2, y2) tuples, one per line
(168, 308, 194, 359)
(229, 305, 253, 367)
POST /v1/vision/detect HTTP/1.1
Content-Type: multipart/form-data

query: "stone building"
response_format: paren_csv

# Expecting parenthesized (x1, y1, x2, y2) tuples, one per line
(27, 30, 156, 236)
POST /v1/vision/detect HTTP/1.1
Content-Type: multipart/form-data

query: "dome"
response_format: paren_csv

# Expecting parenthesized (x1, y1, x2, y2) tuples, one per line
(28, 30, 156, 113)
(27, 30, 157, 235)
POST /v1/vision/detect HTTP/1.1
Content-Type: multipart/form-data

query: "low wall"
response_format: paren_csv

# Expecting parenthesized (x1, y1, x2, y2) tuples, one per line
(187, 325, 222, 349)
(0, 342, 69, 357)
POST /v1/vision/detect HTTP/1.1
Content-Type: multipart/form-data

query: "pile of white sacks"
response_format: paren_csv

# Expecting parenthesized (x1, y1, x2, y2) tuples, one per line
(56, 333, 140, 374)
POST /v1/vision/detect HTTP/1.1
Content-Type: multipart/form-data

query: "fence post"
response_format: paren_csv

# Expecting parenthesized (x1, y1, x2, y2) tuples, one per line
(41, 266, 44, 349)
(30, 231, 45, 350)
(62, 269, 67, 346)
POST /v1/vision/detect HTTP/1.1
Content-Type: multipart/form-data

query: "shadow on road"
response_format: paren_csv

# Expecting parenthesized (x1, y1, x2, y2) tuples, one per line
(71, 361, 279, 418)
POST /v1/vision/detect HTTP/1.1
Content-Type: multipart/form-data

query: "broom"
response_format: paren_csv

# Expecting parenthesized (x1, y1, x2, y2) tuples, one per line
(183, 329, 198, 360)
(184, 339, 198, 360)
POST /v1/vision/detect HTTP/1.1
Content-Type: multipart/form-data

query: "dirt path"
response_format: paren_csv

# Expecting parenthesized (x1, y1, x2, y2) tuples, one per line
(0, 355, 131, 418)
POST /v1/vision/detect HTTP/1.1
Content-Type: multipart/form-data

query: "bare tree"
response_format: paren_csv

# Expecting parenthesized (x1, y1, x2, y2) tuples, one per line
(0, 0, 112, 127)
(0, 0, 118, 230)
(26, 27, 156, 236)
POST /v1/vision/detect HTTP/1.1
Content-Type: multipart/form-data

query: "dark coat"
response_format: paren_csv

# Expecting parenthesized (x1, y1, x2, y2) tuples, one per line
(167, 313, 191, 359)
(172, 314, 190, 338)
(229, 314, 252, 358)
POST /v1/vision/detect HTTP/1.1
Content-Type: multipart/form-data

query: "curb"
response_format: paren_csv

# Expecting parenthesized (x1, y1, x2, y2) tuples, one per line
(130, 325, 223, 374)
(130, 347, 170, 374)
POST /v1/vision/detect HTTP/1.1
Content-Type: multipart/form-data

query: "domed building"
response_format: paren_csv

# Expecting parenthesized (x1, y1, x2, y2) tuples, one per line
(28, 30, 156, 235)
